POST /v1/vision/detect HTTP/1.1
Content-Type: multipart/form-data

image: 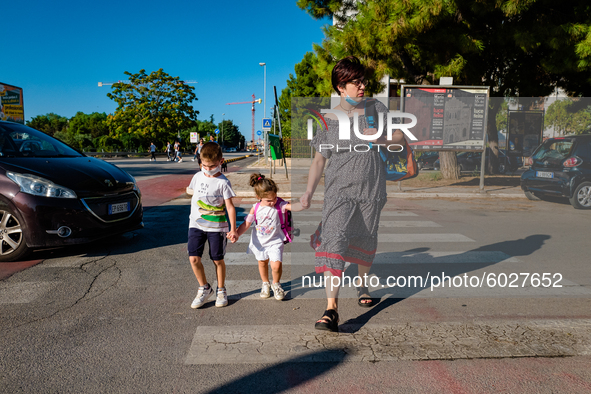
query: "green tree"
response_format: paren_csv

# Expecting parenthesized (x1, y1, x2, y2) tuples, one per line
(106, 69, 198, 144)
(278, 51, 324, 156)
(218, 119, 241, 148)
(545, 99, 591, 136)
(26, 113, 69, 136)
(297, 0, 591, 177)
(68, 112, 109, 139)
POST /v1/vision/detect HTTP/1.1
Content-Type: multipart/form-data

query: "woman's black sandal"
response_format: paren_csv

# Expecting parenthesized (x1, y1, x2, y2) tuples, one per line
(315, 309, 339, 332)
(357, 286, 375, 308)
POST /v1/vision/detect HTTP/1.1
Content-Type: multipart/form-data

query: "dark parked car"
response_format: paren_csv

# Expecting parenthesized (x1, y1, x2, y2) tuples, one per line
(521, 135, 591, 209)
(416, 151, 439, 170)
(0, 121, 143, 262)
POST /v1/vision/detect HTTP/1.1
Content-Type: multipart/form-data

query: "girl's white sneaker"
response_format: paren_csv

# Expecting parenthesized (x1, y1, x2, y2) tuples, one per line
(271, 282, 285, 301)
(260, 282, 271, 298)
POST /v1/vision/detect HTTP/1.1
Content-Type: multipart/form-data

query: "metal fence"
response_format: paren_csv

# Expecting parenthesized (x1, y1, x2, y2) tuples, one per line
(289, 138, 314, 159)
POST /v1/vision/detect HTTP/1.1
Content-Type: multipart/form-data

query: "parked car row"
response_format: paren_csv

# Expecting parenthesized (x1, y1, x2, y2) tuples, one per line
(429, 149, 518, 174)
(0, 120, 143, 262)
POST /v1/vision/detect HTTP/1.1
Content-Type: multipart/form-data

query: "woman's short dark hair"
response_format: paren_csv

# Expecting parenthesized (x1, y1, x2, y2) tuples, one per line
(331, 56, 365, 94)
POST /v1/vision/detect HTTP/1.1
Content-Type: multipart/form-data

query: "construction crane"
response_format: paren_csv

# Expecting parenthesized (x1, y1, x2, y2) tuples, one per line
(98, 80, 198, 86)
(226, 94, 262, 150)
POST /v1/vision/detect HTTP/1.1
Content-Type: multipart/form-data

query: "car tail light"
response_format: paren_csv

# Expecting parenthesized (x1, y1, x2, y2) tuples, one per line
(563, 156, 582, 167)
(525, 157, 533, 166)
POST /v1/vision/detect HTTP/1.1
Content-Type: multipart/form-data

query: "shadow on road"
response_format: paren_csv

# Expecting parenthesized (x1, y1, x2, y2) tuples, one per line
(204, 350, 345, 394)
(289, 234, 552, 333)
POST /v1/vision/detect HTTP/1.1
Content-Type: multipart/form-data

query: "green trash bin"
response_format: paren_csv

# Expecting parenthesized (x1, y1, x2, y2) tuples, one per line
(268, 133, 283, 160)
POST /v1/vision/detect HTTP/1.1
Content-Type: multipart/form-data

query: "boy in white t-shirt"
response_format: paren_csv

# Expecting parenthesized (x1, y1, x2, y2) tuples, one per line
(186, 142, 237, 308)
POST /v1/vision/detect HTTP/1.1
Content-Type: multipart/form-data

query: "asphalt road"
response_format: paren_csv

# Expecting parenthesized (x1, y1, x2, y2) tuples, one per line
(1, 157, 591, 393)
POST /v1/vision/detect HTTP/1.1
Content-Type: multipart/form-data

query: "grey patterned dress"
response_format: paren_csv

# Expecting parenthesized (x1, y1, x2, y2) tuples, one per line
(310, 100, 389, 275)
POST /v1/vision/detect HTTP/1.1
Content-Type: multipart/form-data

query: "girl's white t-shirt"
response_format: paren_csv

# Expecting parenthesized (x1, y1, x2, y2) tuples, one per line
(248, 201, 288, 252)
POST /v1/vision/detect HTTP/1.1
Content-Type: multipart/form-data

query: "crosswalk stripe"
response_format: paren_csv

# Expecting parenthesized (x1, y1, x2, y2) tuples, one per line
(295, 220, 441, 228)
(233, 233, 474, 244)
(216, 277, 590, 302)
(185, 320, 591, 364)
(223, 251, 519, 265)
(238, 208, 419, 217)
(295, 210, 419, 217)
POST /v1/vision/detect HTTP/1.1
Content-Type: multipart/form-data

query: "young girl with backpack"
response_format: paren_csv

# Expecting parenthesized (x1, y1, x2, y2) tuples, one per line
(233, 173, 304, 300)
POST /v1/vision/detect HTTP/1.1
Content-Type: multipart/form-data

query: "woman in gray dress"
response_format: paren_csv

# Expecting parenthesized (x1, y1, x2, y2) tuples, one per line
(300, 56, 405, 332)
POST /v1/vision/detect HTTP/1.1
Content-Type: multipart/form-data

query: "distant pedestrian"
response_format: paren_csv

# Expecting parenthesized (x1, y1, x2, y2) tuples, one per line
(175, 141, 183, 163)
(209, 135, 217, 144)
(192, 139, 203, 163)
(149, 142, 156, 161)
(165, 141, 173, 161)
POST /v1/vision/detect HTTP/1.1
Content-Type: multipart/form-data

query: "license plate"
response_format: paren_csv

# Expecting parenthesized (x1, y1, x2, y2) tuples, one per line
(536, 171, 554, 179)
(109, 202, 130, 214)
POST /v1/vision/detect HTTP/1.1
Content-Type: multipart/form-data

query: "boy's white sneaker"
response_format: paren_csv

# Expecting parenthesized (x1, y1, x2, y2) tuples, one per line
(260, 282, 271, 298)
(271, 282, 285, 301)
(191, 285, 213, 309)
(215, 287, 228, 307)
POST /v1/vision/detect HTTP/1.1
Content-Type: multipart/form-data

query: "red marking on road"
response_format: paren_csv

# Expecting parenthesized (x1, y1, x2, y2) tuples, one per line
(412, 299, 444, 322)
(137, 166, 243, 209)
(137, 174, 195, 209)
(0, 259, 43, 280)
(421, 361, 469, 394)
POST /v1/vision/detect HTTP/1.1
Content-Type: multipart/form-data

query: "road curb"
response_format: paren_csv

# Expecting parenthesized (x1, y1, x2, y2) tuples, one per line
(225, 155, 249, 164)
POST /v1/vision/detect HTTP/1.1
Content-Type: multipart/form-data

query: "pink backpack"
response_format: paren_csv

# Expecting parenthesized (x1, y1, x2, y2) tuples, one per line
(253, 197, 296, 244)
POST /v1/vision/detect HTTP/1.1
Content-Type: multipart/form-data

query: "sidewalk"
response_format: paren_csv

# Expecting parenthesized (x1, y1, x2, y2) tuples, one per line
(223, 157, 526, 199)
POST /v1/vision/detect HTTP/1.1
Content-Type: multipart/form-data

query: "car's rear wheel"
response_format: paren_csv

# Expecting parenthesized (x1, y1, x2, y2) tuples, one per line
(524, 191, 541, 201)
(0, 209, 31, 262)
(569, 182, 591, 209)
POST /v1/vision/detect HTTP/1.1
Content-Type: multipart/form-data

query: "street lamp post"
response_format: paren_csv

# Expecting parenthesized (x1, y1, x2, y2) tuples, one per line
(259, 62, 267, 164)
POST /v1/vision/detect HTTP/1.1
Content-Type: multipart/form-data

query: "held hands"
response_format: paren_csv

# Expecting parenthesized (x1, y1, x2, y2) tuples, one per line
(226, 230, 239, 243)
(299, 192, 313, 210)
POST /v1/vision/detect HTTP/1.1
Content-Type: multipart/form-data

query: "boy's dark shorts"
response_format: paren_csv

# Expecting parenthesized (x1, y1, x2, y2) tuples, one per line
(188, 228, 227, 260)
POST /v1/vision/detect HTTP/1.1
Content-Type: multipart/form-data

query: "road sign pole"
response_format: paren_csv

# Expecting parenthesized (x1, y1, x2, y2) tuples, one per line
(273, 86, 288, 180)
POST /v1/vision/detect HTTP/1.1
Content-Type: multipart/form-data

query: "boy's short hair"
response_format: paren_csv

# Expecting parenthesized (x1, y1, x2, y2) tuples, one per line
(200, 142, 222, 162)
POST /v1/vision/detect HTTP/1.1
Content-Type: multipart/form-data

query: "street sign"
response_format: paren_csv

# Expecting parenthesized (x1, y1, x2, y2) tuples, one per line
(262, 118, 272, 131)
(214, 129, 220, 134)
(256, 130, 262, 136)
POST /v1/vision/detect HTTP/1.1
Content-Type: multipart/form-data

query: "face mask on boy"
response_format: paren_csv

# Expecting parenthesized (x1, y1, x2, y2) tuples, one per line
(203, 166, 221, 176)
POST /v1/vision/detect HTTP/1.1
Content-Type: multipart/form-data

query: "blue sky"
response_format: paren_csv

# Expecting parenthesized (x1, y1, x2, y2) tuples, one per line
(2, 0, 328, 141)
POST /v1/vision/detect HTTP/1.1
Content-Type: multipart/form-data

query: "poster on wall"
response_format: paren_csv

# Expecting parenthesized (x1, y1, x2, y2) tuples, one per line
(401, 85, 489, 151)
(0, 83, 25, 124)
(508, 111, 544, 158)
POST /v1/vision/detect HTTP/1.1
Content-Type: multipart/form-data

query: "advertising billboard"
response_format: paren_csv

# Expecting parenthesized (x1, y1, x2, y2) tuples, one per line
(401, 85, 489, 151)
(0, 82, 25, 124)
